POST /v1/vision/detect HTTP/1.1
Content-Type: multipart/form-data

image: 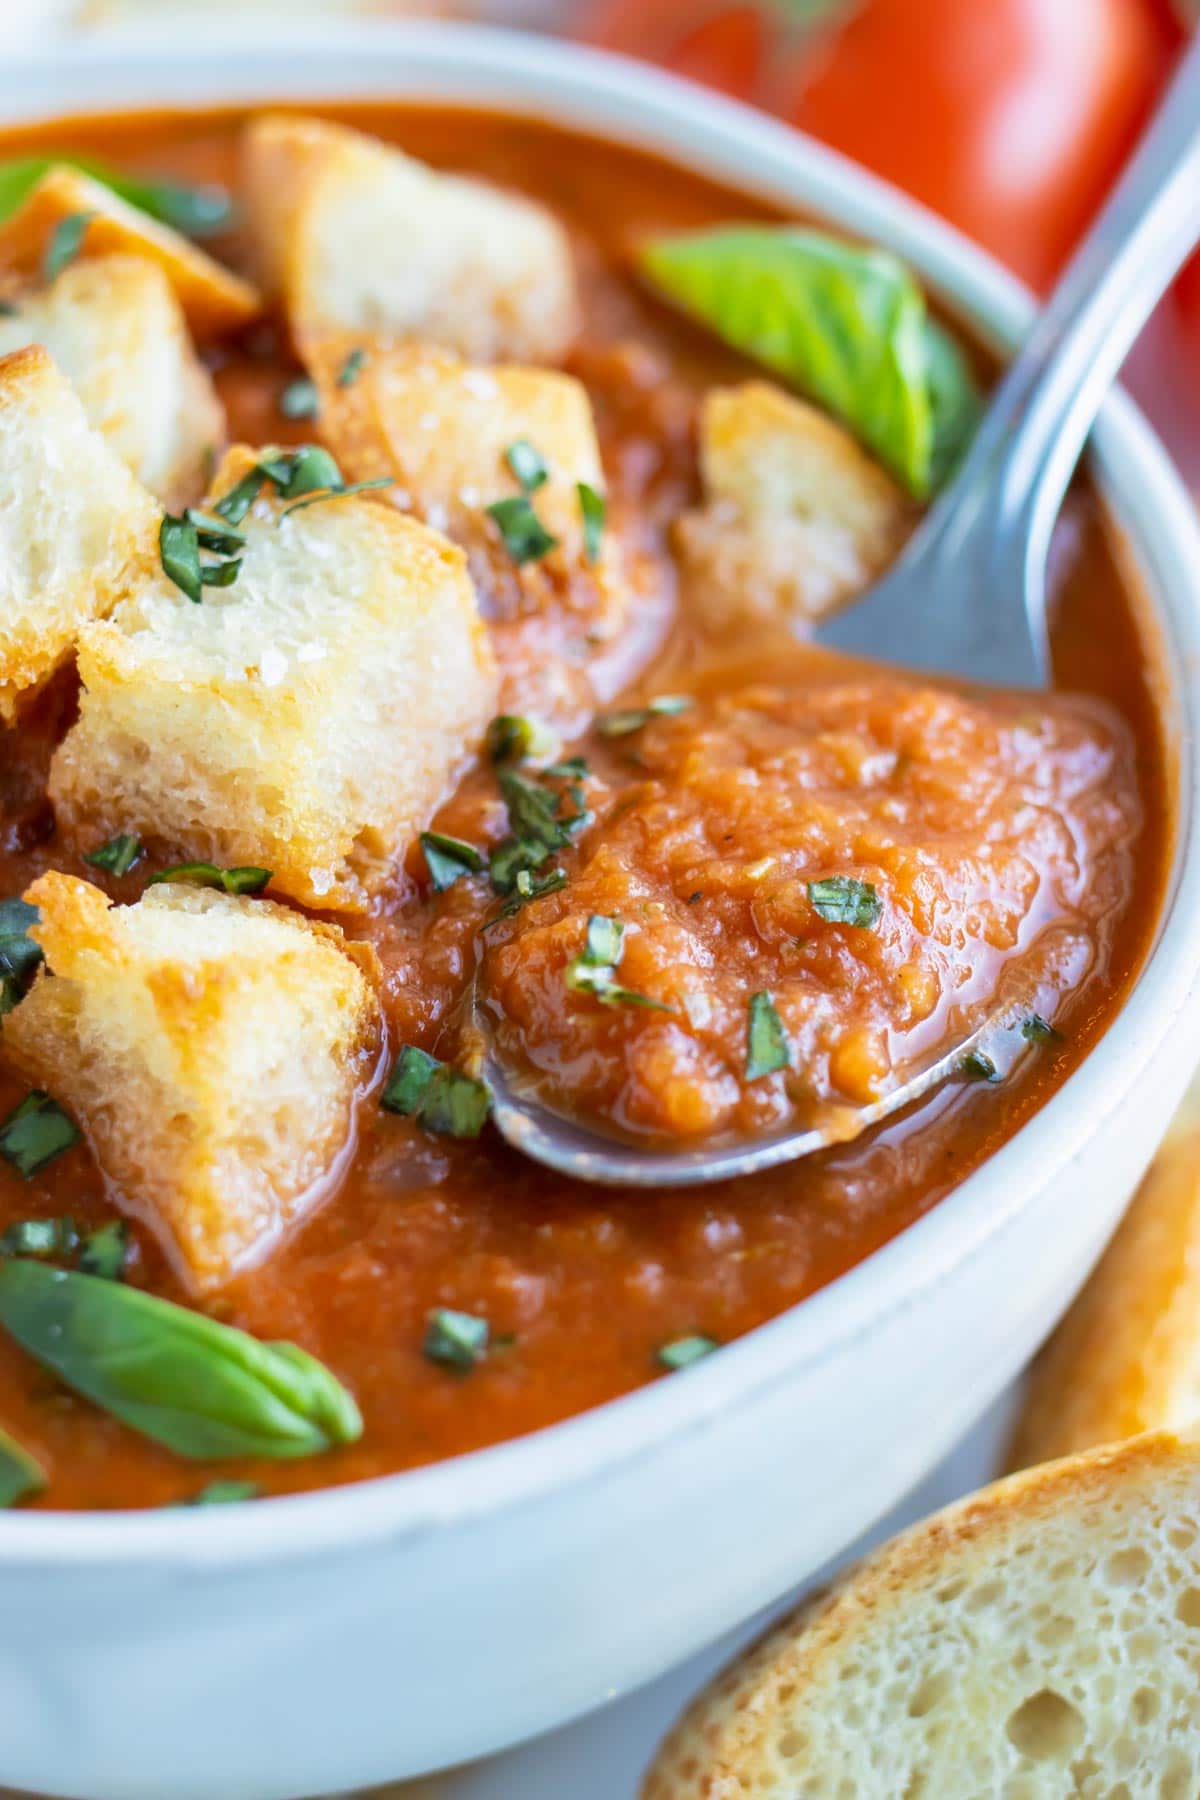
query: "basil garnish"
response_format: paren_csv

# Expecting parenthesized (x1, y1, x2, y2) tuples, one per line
(84, 833, 143, 878)
(419, 832, 487, 893)
(43, 209, 95, 283)
(0, 1423, 45, 1508)
(807, 877, 882, 928)
(486, 495, 558, 565)
(0, 897, 42, 1016)
(505, 439, 549, 494)
(483, 866, 568, 928)
(149, 862, 271, 896)
(423, 1308, 489, 1371)
(577, 481, 605, 564)
(1021, 1014, 1061, 1044)
(962, 1049, 1000, 1082)
(565, 913, 670, 1011)
(381, 1047, 491, 1140)
(335, 347, 367, 388)
(658, 1335, 718, 1371)
(0, 156, 232, 239)
(278, 376, 320, 421)
(0, 1261, 362, 1460)
(745, 991, 789, 1081)
(181, 1479, 261, 1507)
(485, 713, 557, 765)
(78, 1220, 130, 1283)
(159, 512, 242, 604)
(597, 695, 692, 737)
(0, 1093, 80, 1180)
(0, 1216, 79, 1260)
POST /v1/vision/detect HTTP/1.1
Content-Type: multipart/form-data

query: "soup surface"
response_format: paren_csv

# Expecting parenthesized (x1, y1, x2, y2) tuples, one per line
(0, 105, 1171, 1509)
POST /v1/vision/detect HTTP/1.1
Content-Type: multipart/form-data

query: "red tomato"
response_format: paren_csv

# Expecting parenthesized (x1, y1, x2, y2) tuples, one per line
(587, 0, 1177, 293)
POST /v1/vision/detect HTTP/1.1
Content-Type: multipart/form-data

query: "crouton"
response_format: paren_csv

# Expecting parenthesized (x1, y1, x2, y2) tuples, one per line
(677, 381, 911, 630)
(0, 253, 224, 507)
(645, 1430, 1200, 1800)
(0, 345, 161, 724)
(242, 113, 579, 361)
(2, 873, 381, 1290)
(50, 445, 497, 911)
(0, 165, 261, 340)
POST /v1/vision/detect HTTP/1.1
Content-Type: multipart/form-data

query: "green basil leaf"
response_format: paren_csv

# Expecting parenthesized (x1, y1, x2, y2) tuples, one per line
(1021, 1013, 1062, 1045)
(0, 1261, 362, 1460)
(419, 832, 487, 892)
(277, 478, 390, 519)
(962, 1049, 1000, 1082)
(657, 1335, 718, 1371)
(0, 1216, 79, 1260)
(483, 865, 568, 927)
(185, 508, 246, 556)
(84, 833, 143, 878)
(577, 481, 606, 565)
(0, 1093, 80, 1180)
(583, 914, 624, 966)
(0, 156, 230, 241)
(486, 496, 558, 565)
(278, 376, 320, 421)
(159, 513, 203, 604)
(505, 439, 549, 495)
(639, 225, 978, 497)
(381, 1047, 491, 1139)
(597, 695, 692, 737)
(745, 991, 790, 1081)
(423, 1308, 489, 1371)
(78, 1220, 130, 1283)
(0, 1422, 45, 1508)
(149, 862, 271, 896)
(0, 897, 42, 1016)
(335, 347, 368, 388)
(43, 210, 95, 283)
(565, 961, 671, 1010)
(485, 713, 558, 765)
(807, 876, 882, 928)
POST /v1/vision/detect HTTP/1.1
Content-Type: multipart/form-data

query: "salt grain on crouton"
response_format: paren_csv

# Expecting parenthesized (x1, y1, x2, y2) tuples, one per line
(677, 381, 911, 629)
(50, 445, 498, 911)
(2, 873, 381, 1290)
(0, 345, 161, 723)
(242, 112, 579, 361)
(0, 253, 224, 506)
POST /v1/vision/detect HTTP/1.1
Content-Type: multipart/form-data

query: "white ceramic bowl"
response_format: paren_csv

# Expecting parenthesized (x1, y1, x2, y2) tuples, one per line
(3, 26, 1200, 1800)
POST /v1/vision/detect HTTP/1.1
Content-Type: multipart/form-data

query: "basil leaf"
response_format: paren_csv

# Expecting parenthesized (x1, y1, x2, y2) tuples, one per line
(381, 1047, 491, 1140)
(658, 1335, 718, 1371)
(483, 865, 568, 927)
(1021, 1013, 1061, 1045)
(185, 509, 246, 556)
(746, 991, 790, 1081)
(424, 1308, 489, 1371)
(808, 876, 882, 928)
(336, 347, 367, 388)
(419, 832, 487, 892)
(278, 376, 320, 421)
(584, 914, 624, 966)
(277, 478, 390, 519)
(485, 713, 558, 765)
(486, 496, 558, 565)
(598, 695, 692, 737)
(0, 1217, 79, 1260)
(0, 155, 232, 239)
(505, 439, 549, 494)
(0, 1262, 362, 1460)
(84, 833, 143, 878)
(149, 863, 271, 896)
(639, 225, 978, 497)
(181, 1479, 261, 1506)
(78, 1220, 130, 1283)
(43, 210, 95, 283)
(962, 1049, 1000, 1082)
(0, 1423, 45, 1508)
(0, 897, 42, 1015)
(0, 1093, 80, 1179)
(566, 962, 671, 1010)
(577, 481, 606, 565)
(159, 513, 202, 603)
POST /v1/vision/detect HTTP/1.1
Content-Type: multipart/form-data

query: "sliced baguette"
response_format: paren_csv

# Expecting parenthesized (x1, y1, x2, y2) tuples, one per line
(645, 1430, 1200, 1799)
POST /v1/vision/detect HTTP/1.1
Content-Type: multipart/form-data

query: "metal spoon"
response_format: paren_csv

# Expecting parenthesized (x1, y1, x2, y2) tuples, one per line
(480, 32, 1200, 1187)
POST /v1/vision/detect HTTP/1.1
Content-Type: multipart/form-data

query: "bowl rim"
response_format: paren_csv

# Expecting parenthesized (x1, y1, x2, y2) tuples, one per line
(2, 17, 1199, 1568)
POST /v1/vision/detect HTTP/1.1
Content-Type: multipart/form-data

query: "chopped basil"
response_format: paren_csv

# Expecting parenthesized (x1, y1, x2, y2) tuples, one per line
(962, 1049, 999, 1082)
(505, 439, 549, 494)
(336, 347, 367, 388)
(210, 445, 360, 530)
(565, 912, 669, 1010)
(0, 1423, 45, 1507)
(149, 863, 271, 896)
(584, 914, 624, 966)
(0, 897, 42, 1016)
(181, 1479, 261, 1506)
(577, 481, 606, 564)
(159, 513, 204, 603)
(499, 768, 572, 850)
(0, 1216, 79, 1260)
(185, 509, 246, 556)
(486, 495, 559, 565)
(597, 694, 692, 737)
(807, 877, 883, 929)
(277, 477, 391, 519)
(121, 176, 232, 240)
(419, 832, 487, 892)
(0, 1093, 80, 1180)
(278, 375, 320, 421)
(424, 1308, 489, 1371)
(78, 1220, 130, 1283)
(485, 713, 558, 765)
(0, 1262, 362, 1459)
(84, 833, 143, 878)
(484, 865, 569, 928)
(381, 1047, 491, 1139)
(1021, 1014, 1061, 1044)
(43, 210, 94, 282)
(746, 991, 790, 1081)
(658, 1335, 718, 1371)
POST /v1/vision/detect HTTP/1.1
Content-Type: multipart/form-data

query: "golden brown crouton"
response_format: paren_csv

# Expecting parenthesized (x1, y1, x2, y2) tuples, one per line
(677, 381, 911, 629)
(50, 446, 498, 912)
(0, 253, 224, 506)
(242, 113, 579, 361)
(3, 873, 381, 1291)
(0, 345, 161, 724)
(0, 165, 261, 340)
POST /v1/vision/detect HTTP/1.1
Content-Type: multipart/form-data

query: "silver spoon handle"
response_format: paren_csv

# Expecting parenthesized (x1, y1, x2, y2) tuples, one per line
(951, 30, 1200, 548)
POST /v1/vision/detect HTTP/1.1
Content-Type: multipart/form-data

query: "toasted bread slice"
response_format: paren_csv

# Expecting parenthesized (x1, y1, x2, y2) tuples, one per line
(0, 165, 261, 340)
(645, 1430, 1200, 1800)
(1010, 1082, 1200, 1471)
(50, 444, 497, 911)
(0, 344, 161, 724)
(242, 112, 579, 361)
(0, 253, 224, 506)
(3, 873, 381, 1290)
(677, 382, 911, 629)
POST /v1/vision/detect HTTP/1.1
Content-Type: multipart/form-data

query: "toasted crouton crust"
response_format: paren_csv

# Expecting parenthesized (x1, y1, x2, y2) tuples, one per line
(0, 165, 261, 340)
(0, 344, 161, 723)
(678, 382, 911, 630)
(242, 113, 579, 361)
(645, 1431, 1200, 1799)
(2, 873, 382, 1290)
(50, 444, 497, 910)
(0, 253, 224, 506)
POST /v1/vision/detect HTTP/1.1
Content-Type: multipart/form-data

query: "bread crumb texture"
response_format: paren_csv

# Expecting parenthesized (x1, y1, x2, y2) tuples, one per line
(241, 112, 580, 361)
(2, 873, 381, 1291)
(0, 344, 161, 723)
(50, 445, 498, 910)
(644, 1432, 1200, 1799)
